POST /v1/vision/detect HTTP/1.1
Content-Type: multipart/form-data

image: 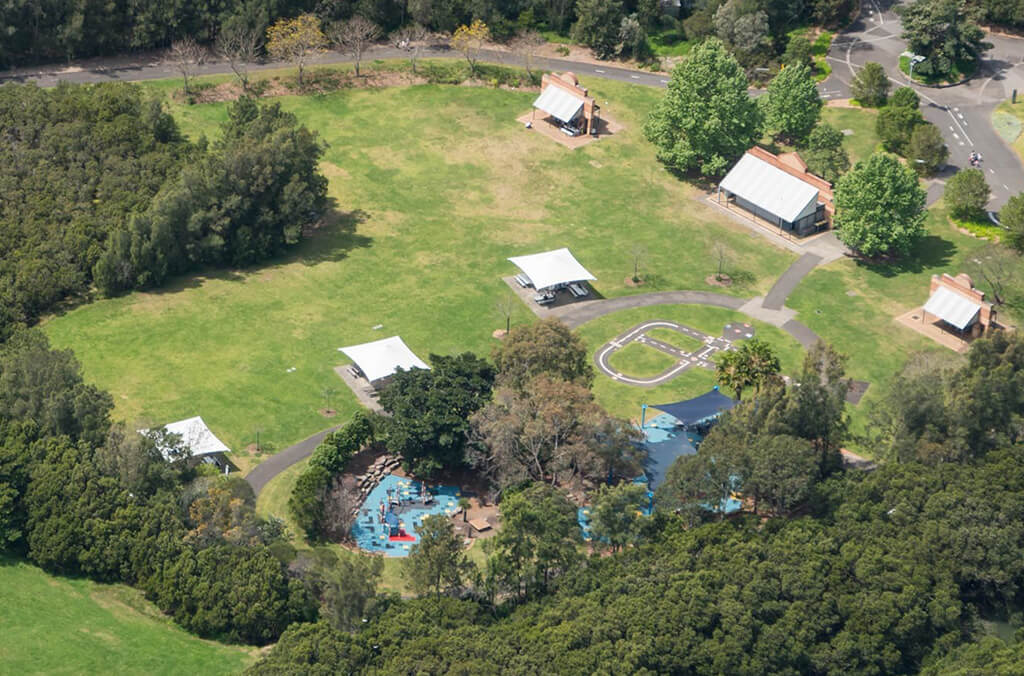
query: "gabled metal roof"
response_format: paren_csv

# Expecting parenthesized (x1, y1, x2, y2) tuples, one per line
(924, 286, 981, 330)
(533, 85, 585, 123)
(720, 152, 821, 223)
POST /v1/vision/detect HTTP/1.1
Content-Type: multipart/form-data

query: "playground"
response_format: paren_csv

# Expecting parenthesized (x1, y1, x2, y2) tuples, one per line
(577, 391, 743, 539)
(594, 320, 754, 387)
(350, 474, 463, 557)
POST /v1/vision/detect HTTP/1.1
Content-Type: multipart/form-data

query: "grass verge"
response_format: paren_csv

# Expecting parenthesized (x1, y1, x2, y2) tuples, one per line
(0, 558, 255, 675)
(994, 100, 1024, 164)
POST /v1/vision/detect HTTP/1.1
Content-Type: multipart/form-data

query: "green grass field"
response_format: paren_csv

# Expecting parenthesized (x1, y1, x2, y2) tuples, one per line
(645, 327, 706, 352)
(0, 558, 255, 675)
(42, 73, 796, 458)
(607, 341, 680, 378)
(786, 206, 1004, 445)
(821, 106, 880, 165)
(994, 100, 1024, 164)
(575, 305, 804, 421)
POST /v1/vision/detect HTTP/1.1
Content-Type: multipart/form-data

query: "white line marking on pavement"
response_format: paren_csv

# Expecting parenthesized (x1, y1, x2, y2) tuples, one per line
(953, 133, 960, 139)
(660, 79, 668, 84)
(991, 169, 996, 174)
(630, 75, 639, 79)
(1004, 184, 1010, 190)
(594, 69, 605, 73)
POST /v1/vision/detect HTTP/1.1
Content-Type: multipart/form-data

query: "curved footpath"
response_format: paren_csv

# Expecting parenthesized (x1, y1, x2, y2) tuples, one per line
(0, 38, 902, 494)
(248, 267, 824, 495)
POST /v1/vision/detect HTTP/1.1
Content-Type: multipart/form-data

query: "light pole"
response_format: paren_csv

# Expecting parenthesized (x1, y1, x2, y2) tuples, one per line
(909, 54, 925, 81)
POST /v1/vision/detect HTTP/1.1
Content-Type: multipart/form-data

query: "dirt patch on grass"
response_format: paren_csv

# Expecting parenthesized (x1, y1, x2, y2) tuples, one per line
(320, 162, 352, 181)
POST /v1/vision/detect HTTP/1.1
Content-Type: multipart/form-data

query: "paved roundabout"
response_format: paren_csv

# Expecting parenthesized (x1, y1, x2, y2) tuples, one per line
(595, 320, 755, 387)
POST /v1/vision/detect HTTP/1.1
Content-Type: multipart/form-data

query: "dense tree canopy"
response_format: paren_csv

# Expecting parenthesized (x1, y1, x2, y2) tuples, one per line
(644, 38, 762, 176)
(0, 83, 188, 324)
(899, 0, 990, 79)
(761, 63, 822, 144)
(379, 352, 495, 475)
(0, 83, 327, 323)
(834, 152, 928, 258)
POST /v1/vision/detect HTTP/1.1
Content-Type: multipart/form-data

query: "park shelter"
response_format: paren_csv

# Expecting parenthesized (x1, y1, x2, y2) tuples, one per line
(718, 147, 833, 237)
(507, 247, 596, 291)
(922, 273, 996, 338)
(144, 416, 232, 470)
(650, 388, 737, 427)
(339, 336, 430, 385)
(532, 72, 600, 134)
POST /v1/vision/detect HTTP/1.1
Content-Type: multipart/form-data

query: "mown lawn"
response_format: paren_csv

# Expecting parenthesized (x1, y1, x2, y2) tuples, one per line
(821, 106, 880, 165)
(994, 99, 1024, 164)
(0, 558, 255, 675)
(42, 72, 795, 457)
(786, 206, 1007, 447)
(607, 341, 680, 378)
(575, 304, 805, 421)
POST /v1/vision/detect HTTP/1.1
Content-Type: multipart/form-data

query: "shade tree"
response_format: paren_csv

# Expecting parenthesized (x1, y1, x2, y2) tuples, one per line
(801, 122, 850, 182)
(1002, 192, 1024, 253)
(761, 63, 822, 144)
(944, 168, 990, 220)
(643, 38, 762, 176)
(850, 61, 890, 107)
(404, 514, 473, 597)
(470, 375, 640, 490)
(714, 338, 781, 400)
(833, 152, 927, 258)
(492, 319, 593, 390)
(379, 352, 495, 476)
(899, 0, 990, 79)
(266, 14, 327, 87)
(907, 122, 948, 177)
(483, 483, 580, 600)
(329, 17, 381, 77)
(589, 481, 649, 551)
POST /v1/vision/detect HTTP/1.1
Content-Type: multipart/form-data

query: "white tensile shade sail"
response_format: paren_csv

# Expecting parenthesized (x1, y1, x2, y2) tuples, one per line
(339, 336, 430, 383)
(143, 416, 230, 462)
(508, 248, 597, 291)
(923, 286, 981, 330)
(532, 85, 585, 123)
(719, 152, 820, 224)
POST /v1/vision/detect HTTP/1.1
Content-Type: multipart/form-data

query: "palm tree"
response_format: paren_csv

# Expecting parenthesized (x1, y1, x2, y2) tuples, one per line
(458, 497, 471, 522)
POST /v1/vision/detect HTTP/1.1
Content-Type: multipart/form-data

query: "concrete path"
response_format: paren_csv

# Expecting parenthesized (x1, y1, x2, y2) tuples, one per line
(762, 253, 823, 311)
(558, 290, 745, 328)
(246, 424, 342, 495)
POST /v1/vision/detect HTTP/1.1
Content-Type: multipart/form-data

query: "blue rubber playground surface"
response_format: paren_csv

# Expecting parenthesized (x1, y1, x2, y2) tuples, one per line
(577, 414, 740, 539)
(350, 474, 462, 557)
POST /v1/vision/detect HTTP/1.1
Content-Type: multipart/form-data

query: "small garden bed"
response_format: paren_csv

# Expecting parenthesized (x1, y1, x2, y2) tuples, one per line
(951, 215, 1004, 241)
(898, 54, 976, 86)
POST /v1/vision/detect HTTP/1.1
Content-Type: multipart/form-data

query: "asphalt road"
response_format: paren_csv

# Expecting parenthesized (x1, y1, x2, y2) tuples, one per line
(824, 0, 1024, 210)
(6, 11, 1022, 212)
(0, 43, 669, 89)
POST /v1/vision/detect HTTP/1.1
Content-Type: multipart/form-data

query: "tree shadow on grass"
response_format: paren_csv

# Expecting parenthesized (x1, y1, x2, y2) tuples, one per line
(853, 234, 956, 278)
(295, 206, 373, 267)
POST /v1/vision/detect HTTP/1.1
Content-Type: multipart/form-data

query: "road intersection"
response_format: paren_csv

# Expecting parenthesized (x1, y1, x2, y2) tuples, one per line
(823, 0, 1024, 210)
